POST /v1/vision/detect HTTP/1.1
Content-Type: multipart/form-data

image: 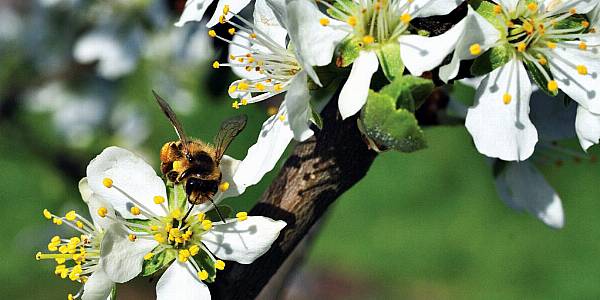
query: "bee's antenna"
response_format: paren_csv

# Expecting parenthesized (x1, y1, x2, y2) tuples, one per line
(182, 204, 194, 224)
(208, 197, 225, 223)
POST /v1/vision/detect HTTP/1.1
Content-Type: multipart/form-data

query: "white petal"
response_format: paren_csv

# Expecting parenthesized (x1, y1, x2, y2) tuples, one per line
(86, 146, 168, 219)
(496, 0, 521, 12)
(409, 0, 462, 17)
(229, 33, 264, 81)
(575, 105, 600, 150)
(285, 71, 314, 141)
(338, 51, 378, 119)
(286, 0, 350, 83)
(175, 0, 214, 27)
(495, 161, 564, 229)
(465, 60, 538, 161)
(217, 155, 244, 199)
(203, 216, 286, 264)
(543, 0, 598, 14)
(265, 0, 287, 27)
(545, 43, 600, 114)
(79, 178, 115, 230)
(156, 262, 211, 300)
(232, 107, 294, 189)
(100, 224, 159, 283)
(254, 0, 288, 48)
(73, 26, 141, 79)
(206, 0, 252, 27)
(81, 269, 114, 300)
(438, 7, 501, 82)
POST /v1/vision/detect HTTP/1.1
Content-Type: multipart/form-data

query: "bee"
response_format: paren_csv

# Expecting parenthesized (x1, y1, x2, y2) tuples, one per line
(153, 91, 247, 218)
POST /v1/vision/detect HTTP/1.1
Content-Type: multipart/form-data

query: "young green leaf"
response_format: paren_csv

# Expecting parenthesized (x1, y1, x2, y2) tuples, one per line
(376, 43, 404, 82)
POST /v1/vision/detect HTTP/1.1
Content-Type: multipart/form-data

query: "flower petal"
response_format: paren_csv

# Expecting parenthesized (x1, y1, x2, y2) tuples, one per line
(79, 178, 115, 230)
(575, 105, 600, 150)
(86, 146, 168, 219)
(100, 224, 159, 283)
(338, 51, 379, 119)
(174, 0, 215, 27)
(203, 216, 286, 264)
(545, 43, 600, 114)
(81, 268, 114, 300)
(228, 33, 264, 81)
(254, 0, 288, 48)
(206, 0, 252, 28)
(542, 0, 598, 14)
(465, 60, 538, 161)
(495, 161, 564, 229)
(286, 0, 351, 84)
(496, 0, 521, 12)
(156, 262, 211, 300)
(438, 7, 500, 82)
(232, 106, 294, 189)
(285, 71, 314, 141)
(409, 0, 462, 17)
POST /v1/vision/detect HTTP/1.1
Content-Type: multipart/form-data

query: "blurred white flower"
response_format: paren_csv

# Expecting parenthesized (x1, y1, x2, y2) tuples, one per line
(175, 0, 252, 28)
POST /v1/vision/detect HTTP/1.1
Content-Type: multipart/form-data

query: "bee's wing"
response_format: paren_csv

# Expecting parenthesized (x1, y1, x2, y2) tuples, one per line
(214, 114, 248, 162)
(153, 90, 191, 154)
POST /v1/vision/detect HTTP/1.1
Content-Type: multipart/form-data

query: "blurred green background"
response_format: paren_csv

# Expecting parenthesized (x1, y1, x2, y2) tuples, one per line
(1, 1, 599, 299)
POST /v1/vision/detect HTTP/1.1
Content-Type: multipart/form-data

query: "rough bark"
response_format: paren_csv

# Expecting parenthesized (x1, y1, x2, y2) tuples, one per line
(208, 96, 378, 299)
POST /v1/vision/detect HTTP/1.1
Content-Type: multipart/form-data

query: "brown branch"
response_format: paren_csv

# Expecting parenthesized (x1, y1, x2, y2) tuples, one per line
(208, 95, 378, 299)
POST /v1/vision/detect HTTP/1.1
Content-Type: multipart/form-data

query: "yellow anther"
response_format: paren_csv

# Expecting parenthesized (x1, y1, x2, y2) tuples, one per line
(178, 249, 191, 262)
(56, 257, 66, 264)
(547, 80, 558, 92)
(228, 85, 237, 94)
(538, 57, 547, 65)
(278, 114, 286, 122)
(522, 21, 534, 34)
(53, 218, 63, 225)
(212, 61, 220, 69)
(527, 2, 538, 11)
(35, 252, 43, 260)
(582, 20, 590, 28)
(43, 209, 52, 220)
(169, 228, 181, 238)
(273, 84, 283, 92)
(546, 41, 557, 49)
(228, 28, 236, 35)
(320, 18, 330, 26)
(60, 268, 68, 279)
(579, 41, 587, 50)
(55, 264, 66, 274)
(69, 237, 81, 245)
(97, 207, 108, 218)
(150, 225, 159, 231)
(128, 234, 137, 242)
(144, 253, 155, 260)
(232, 101, 240, 109)
(506, 20, 514, 27)
(59, 245, 68, 254)
(153, 195, 165, 205)
(189, 245, 200, 256)
(493, 5, 502, 14)
(236, 211, 248, 221)
(238, 81, 249, 91)
(255, 83, 266, 91)
(362, 35, 375, 45)
(517, 42, 527, 52)
(219, 181, 230, 192)
(241, 98, 248, 105)
(130, 206, 141, 216)
(400, 13, 412, 24)
(173, 160, 185, 172)
(215, 260, 226, 270)
(202, 219, 213, 231)
(102, 178, 113, 188)
(219, 15, 226, 24)
(208, 30, 217, 38)
(68, 294, 74, 300)
(267, 106, 278, 116)
(577, 65, 588, 75)
(469, 43, 482, 55)
(171, 208, 182, 220)
(569, 7, 577, 14)
(198, 270, 209, 281)
(347, 16, 357, 26)
(51, 236, 61, 243)
(48, 243, 58, 251)
(65, 210, 77, 221)
(223, 5, 230, 14)
(503, 93, 512, 105)
(154, 233, 166, 243)
(76, 221, 84, 229)
(250, 33, 257, 39)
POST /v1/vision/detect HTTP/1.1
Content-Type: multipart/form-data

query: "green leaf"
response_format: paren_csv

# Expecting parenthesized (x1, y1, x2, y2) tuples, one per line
(335, 37, 362, 67)
(327, 0, 355, 19)
(126, 219, 151, 233)
(379, 75, 434, 111)
(470, 45, 511, 76)
(470, 0, 505, 31)
(523, 60, 557, 96)
(193, 250, 217, 283)
(205, 205, 233, 221)
(142, 250, 176, 277)
(167, 183, 186, 212)
(360, 90, 427, 153)
(376, 43, 405, 82)
(310, 105, 324, 129)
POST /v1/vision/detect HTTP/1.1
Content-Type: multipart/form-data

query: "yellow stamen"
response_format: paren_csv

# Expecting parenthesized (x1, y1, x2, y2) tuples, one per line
(202, 220, 213, 231)
(362, 35, 375, 45)
(582, 20, 590, 28)
(153, 195, 165, 205)
(232, 101, 240, 109)
(189, 245, 200, 256)
(128, 234, 137, 242)
(278, 114, 286, 121)
(43, 209, 52, 220)
(208, 30, 217, 38)
(173, 160, 184, 172)
(144, 253, 155, 260)
(198, 270, 209, 281)
(76, 221, 84, 229)
(517, 42, 527, 52)
(503, 93, 512, 105)
(236, 211, 248, 221)
(547, 80, 558, 92)
(527, 3, 538, 11)
(577, 65, 588, 75)
(102, 178, 113, 188)
(212, 61, 220, 69)
(400, 13, 411, 24)
(255, 83, 266, 91)
(579, 41, 587, 50)
(65, 210, 77, 221)
(546, 42, 556, 49)
(130, 206, 141, 216)
(228, 28, 236, 35)
(347, 16, 357, 27)
(215, 260, 226, 270)
(319, 18, 330, 26)
(469, 43, 481, 55)
(223, 4, 230, 15)
(219, 181, 230, 192)
(493, 5, 502, 14)
(154, 233, 166, 243)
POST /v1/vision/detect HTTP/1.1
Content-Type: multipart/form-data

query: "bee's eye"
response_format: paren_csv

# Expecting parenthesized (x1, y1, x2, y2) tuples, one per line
(185, 178, 201, 195)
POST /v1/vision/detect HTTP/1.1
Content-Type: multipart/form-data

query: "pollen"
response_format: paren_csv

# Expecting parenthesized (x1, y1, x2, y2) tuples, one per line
(53, 218, 63, 225)
(219, 15, 226, 24)
(255, 83, 266, 91)
(522, 21, 534, 34)
(347, 16, 357, 27)
(144, 253, 154, 260)
(178, 249, 191, 262)
(215, 260, 226, 270)
(64, 210, 77, 221)
(362, 35, 375, 45)
(76, 221, 84, 229)
(130, 206, 141, 216)
(232, 101, 240, 109)
(198, 270, 209, 281)
(273, 84, 283, 92)
(228, 85, 237, 94)
(97, 207, 108, 218)
(517, 42, 527, 52)
(171, 208, 182, 219)
(238, 81, 249, 91)
(43, 209, 52, 220)
(208, 30, 217, 38)
(102, 178, 113, 188)
(278, 114, 286, 121)
(241, 98, 248, 105)
(154, 233, 166, 243)
(219, 181, 230, 192)
(502, 93, 512, 105)
(197, 213, 206, 222)
(493, 5, 502, 14)
(223, 4, 230, 15)
(469, 43, 482, 55)
(236, 211, 248, 221)
(319, 18, 330, 26)
(577, 65, 588, 75)
(569, 7, 577, 14)
(400, 13, 412, 24)
(538, 57, 547, 65)
(582, 20, 590, 28)
(189, 245, 200, 256)
(546, 42, 556, 49)
(127, 234, 136, 242)
(228, 28, 236, 35)
(547, 80, 558, 92)
(212, 61, 220, 69)
(173, 160, 184, 172)
(527, 3, 538, 11)
(579, 42, 587, 50)
(202, 219, 213, 231)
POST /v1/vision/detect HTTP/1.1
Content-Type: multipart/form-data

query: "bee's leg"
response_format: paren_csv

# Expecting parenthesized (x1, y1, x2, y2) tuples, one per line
(208, 197, 225, 223)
